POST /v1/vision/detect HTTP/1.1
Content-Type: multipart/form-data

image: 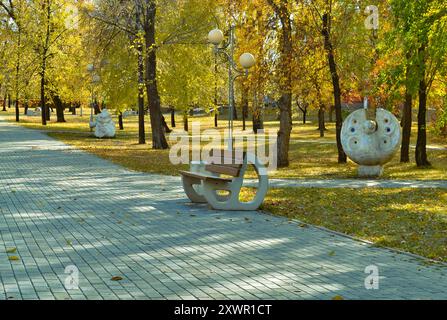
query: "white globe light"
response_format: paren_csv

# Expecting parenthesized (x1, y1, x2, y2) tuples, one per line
(87, 64, 94, 72)
(208, 29, 224, 45)
(239, 53, 256, 69)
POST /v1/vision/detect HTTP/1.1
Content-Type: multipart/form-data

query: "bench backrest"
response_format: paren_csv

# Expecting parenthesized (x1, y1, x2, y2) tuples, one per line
(205, 149, 246, 177)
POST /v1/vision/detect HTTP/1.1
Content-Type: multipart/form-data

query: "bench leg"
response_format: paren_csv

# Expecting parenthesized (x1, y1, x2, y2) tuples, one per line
(201, 180, 235, 210)
(202, 175, 268, 211)
(244, 174, 268, 210)
(182, 175, 207, 203)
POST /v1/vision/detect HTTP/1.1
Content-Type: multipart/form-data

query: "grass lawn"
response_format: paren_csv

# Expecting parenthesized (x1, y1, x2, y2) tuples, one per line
(2, 108, 446, 180)
(242, 187, 447, 262)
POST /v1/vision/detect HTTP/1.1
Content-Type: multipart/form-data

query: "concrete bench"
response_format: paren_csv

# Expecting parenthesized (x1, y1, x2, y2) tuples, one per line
(180, 150, 269, 211)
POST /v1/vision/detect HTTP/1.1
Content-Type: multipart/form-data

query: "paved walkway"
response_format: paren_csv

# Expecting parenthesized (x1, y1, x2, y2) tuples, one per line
(0, 119, 446, 300)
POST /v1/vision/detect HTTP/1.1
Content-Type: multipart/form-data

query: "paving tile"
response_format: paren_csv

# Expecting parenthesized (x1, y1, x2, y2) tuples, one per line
(0, 118, 446, 300)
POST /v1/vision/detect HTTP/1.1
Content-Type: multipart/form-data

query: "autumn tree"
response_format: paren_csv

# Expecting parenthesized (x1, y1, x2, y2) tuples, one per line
(0, 0, 29, 122)
(390, 0, 447, 167)
(264, 0, 293, 167)
(318, 0, 347, 163)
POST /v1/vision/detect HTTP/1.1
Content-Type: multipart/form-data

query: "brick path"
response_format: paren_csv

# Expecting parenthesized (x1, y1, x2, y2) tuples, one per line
(0, 118, 446, 300)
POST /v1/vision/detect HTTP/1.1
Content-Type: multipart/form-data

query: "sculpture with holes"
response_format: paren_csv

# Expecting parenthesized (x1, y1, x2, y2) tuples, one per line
(341, 108, 401, 177)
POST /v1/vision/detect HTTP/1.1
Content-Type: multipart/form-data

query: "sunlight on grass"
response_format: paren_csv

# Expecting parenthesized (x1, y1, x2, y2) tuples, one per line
(241, 187, 447, 262)
(2, 109, 447, 180)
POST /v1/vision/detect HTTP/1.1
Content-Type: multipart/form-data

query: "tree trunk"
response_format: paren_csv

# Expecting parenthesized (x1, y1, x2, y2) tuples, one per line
(318, 104, 326, 137)
(15, 100, 19, 122)
(253, 91, 264, 134)
(46, 104, 51, 121)
(253, 112, 264, 134)
(268, 1, 293, 168)
(299, 104, 308, 124)
(170, 107, 176, 127)
(183, 113, 188, 132)
(401, 91, 412, 163)
(401, 52, 414, 163)
(23, 101, 29, 115)
(118, 112, 124, 130)
(144, 1, 168, 149)
(322, 12, 347, 163)
(7, 94, 11, 109)
(415, 83, 430, 167)
(161, 115, 172, 133)
(2, 94, 7, 111)
(232, 96, 238, 121)
(41, 73, 47, 126)
(137, 47, 145, 144)
(214, 112, 218, 128)
(135, 0, 146, 145)
(277, 94, 292, 167)
(15, 23, 21, 123)
(242, 107, 246, 131)
(52, 94, 66, 123)
(415, 47, 430, 167)
(72, 105, 77, 115)
(42, 0, 51, 124)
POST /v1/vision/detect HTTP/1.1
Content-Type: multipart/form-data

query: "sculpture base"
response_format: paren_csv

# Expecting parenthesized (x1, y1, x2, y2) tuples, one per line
(358, 165, 383, 178)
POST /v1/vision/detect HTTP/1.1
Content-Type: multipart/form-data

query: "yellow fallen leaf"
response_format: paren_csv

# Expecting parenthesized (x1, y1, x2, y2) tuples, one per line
(332, 295, 344, 300)
(6, 248, 17, 254)
(8, 256, 20, 261)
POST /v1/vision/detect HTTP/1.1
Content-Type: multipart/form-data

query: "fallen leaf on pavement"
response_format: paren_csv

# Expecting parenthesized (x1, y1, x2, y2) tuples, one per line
(111, 276, 123, 281)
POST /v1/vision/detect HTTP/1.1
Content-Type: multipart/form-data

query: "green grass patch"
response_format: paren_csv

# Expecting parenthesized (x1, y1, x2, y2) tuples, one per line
(242, 187, 447, 262)
(2, 109, 447, 180)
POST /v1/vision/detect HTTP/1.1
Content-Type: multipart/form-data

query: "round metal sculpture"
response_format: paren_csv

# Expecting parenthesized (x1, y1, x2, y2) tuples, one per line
(341, 108, 401, 177)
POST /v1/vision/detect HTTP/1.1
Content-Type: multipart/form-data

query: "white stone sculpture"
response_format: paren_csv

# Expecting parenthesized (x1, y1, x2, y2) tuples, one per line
(341, 108, 401, 177)
(92, 109, 116, 138)
(26, 108, 41, 116)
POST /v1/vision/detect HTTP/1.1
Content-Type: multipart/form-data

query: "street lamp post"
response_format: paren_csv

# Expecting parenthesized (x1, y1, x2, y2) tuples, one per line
(87, 63, 100, 132)
(208, 26, 255, 151)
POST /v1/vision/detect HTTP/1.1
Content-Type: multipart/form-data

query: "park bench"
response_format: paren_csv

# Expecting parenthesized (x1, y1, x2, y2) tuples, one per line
(180, 149, 269, 211)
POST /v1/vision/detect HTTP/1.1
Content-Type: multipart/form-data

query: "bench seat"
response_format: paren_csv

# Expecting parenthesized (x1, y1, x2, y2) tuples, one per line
(179, 171, 233, 183)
